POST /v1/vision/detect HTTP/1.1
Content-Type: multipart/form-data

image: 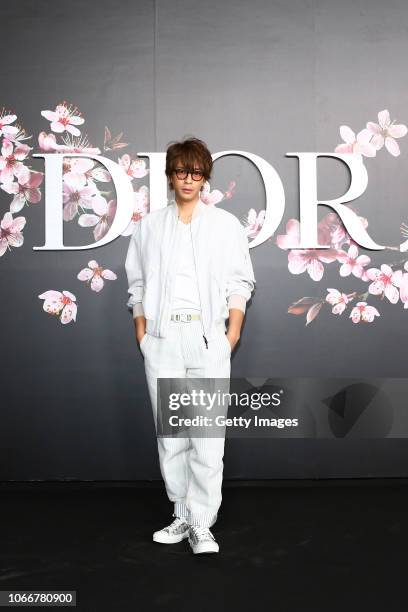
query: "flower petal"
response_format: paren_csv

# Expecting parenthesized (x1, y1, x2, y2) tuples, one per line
(340, 125, 355, 144)
(388, 123, 407, 138)
(378, 109, 390, 128)
(385, 136, 400, 156)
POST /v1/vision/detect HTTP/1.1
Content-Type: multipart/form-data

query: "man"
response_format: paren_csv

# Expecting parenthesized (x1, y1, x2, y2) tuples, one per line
(125, 137, 256, 554)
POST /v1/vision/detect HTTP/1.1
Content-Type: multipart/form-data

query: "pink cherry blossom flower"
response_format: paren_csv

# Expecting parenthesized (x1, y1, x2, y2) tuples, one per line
(366, 264, 403, 304)
(335, 125, 377, 157)
(63, 157, 95, 181)
(326, 288, 351, 315)
(349, 301, 380, 323)
(0, 140, 31, 183)
(1, 171, 43, 213)
(63, 173, 100, 221)
(38, 290, 77, 324)
(118, 155, 148, 179)
(0, 211, 26, 256)
(288, 248, 339, 281)
(41, 103, 84, 136)
(366, 109, 407, 157)
(77, 260, 117, 292)
(38, 130, 101, 155)
(360, 268, 370, 282)
(200, 181, 224, 205)
(64, 158, 111, 187)
(122, 186, 150, 236)
(78, 198, 116, 242)
(38, 131, 59, 151)
(277, 218, 338, 280)
(244, 208, 265, 239)
(276, 218, 301, 249)
(336, 244, 371, 278)
(0, 113, 19, 139)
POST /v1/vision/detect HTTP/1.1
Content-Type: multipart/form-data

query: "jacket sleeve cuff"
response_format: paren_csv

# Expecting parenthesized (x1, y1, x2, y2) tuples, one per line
(132, 303, 145, 318)
(125, 220, 145, 309)
(227, 294, 247, 314)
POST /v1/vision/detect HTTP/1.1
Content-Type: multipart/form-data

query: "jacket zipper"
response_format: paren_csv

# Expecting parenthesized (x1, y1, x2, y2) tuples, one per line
(189, 218, 208, 349)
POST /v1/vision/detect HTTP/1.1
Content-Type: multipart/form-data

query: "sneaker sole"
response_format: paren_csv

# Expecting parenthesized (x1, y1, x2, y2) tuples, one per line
(153, 530, 189, 544)
(188, 540, 219, 554)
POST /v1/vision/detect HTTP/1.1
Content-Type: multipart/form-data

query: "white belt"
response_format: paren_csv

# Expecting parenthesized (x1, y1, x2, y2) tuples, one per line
(170, 312, 201, 322)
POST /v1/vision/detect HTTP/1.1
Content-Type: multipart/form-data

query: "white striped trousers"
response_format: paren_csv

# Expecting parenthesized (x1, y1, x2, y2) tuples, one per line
(140, 310, 231, 528)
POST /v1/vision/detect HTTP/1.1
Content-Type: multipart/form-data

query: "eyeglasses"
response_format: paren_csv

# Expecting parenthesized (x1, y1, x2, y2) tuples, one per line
(173, 167, 204, 181)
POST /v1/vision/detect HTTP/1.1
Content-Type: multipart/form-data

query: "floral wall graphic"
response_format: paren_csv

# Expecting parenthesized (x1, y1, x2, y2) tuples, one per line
(1, 103, 407, 327)
(0, 101, 238, 325)
(271, 109, 408, 326)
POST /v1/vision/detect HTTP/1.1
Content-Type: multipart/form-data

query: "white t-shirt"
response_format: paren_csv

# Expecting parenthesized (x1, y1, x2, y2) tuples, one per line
(171, 220, 201, 311)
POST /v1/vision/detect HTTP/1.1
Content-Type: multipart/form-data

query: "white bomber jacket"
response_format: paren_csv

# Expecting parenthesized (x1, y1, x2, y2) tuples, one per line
(125, 195, 256, 345)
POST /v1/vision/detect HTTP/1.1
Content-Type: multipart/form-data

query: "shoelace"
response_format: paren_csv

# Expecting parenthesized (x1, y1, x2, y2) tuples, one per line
(189, 526, 214, 541)
(165, 517, 188, 533)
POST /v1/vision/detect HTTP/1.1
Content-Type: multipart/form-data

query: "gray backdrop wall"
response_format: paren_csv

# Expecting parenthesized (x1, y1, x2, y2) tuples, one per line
(2, 0, 408, 480)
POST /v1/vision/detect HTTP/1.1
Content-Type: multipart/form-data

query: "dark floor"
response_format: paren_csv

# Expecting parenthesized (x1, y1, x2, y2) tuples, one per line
(0, 479, 407, 611)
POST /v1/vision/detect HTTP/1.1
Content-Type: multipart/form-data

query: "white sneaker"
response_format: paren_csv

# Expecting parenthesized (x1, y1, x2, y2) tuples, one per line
(188, 526, 219, 554)
(153, 517, 190, 544)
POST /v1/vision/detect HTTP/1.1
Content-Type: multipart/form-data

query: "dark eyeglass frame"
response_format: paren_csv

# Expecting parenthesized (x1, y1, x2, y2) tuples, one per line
(173, 166, 205, 181)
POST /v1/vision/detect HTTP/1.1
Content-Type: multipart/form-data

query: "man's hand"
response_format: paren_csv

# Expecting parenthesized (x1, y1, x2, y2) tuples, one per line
(136, 332, 146, 345)
(133, 315, 146, 345)
(226, 330, 240, 351)
(226, 307, 244, 351)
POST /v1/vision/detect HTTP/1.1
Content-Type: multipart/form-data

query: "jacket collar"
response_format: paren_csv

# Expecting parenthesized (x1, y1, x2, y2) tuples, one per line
(170, 193, 207, 221)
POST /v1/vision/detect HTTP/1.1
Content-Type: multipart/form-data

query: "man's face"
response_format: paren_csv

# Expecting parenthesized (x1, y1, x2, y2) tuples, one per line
(171, 158, 205, 203)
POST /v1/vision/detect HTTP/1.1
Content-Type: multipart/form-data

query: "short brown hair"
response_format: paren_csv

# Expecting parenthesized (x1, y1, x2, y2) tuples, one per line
(165, 136, 213, 190)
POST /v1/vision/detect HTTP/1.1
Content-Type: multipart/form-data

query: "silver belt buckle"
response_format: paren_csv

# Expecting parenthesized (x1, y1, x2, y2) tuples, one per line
(180, 313, 192, 322)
